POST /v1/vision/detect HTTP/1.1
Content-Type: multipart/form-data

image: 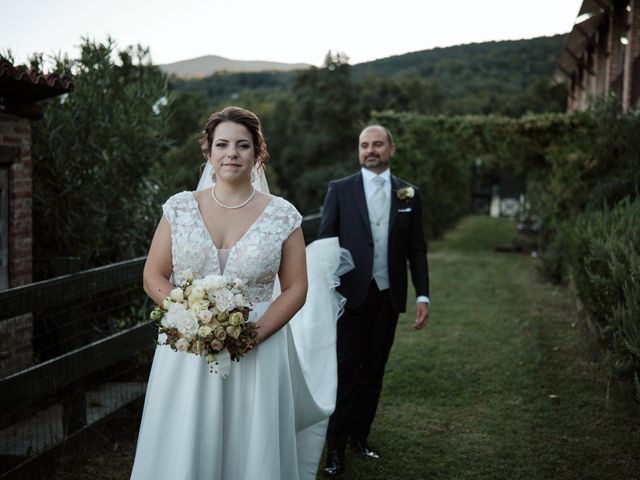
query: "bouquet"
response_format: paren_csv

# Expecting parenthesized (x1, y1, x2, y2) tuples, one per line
(150, 270, 258, 375)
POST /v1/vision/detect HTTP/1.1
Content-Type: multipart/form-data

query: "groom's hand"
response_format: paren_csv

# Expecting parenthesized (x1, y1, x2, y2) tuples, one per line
(414, 302, 430, 330)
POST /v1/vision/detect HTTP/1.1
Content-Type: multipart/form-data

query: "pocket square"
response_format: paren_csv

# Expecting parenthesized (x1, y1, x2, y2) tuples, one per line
(397, 207, 412, 213)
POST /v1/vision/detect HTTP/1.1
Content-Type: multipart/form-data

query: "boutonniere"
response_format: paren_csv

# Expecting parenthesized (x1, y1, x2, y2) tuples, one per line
(396, 186, 415, 201)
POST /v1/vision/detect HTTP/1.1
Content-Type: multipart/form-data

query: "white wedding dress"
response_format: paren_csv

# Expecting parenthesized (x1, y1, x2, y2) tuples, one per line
(131, 190, 349, 480)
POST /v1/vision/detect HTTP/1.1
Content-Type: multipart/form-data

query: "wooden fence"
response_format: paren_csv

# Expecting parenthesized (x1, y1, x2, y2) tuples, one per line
(0, 213, 321, 479)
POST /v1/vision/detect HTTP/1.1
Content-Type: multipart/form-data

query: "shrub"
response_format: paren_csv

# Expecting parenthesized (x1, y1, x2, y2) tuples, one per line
(371, 112, 474, 239)
(32, 39, 170, 278)
(569, 198, 640, 381)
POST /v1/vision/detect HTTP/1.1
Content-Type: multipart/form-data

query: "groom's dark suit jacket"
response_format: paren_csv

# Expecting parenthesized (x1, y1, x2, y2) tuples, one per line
(317, 171, 429, 313)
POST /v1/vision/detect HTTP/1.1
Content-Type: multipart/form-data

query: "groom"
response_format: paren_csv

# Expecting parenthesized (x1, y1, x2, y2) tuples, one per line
(318, 125, 430, 476)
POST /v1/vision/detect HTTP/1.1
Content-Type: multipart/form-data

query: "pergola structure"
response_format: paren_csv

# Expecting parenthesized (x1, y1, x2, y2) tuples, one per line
(555, 0, 640, 111)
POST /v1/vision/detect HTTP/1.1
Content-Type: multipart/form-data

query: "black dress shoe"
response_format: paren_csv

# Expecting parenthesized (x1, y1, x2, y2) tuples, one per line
(322, 450, 344, 477)
(351, 438, 380, 459)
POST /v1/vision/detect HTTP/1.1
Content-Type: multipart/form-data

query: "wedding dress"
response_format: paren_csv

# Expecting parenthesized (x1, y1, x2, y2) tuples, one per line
(131, 178, 350, 479)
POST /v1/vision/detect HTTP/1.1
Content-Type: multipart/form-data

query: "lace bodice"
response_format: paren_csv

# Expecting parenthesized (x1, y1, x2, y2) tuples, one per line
(162, 191, 302, 303)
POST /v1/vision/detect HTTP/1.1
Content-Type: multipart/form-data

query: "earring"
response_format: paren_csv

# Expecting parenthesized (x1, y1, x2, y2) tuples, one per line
(250, 170, 256, 183)
(211, 170, 217, 183)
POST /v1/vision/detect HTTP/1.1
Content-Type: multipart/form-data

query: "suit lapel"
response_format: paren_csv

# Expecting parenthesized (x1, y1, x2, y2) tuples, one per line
(351, 173, 373, 238)
(389, 175, 403, 232)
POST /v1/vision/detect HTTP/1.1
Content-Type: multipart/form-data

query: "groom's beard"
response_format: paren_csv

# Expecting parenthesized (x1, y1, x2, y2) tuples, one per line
(361, 155, 388, 170)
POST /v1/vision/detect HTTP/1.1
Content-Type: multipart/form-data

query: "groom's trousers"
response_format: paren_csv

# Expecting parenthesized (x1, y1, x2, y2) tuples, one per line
(327, 280, 399, 452)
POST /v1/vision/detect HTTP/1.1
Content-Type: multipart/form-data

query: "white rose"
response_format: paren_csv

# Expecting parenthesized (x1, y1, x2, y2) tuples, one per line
(190, 286, 206, 302)
(199, 309, 213, 323)
(161, 311, 176, 329)
(175, 338, 190, 351)
(198, 275, 227, 292)
(174, 308, 199, 339)
(169, 288, 184, 303)
(198, 325, 212, 337)
(397, 186, 416, 201)
(174, 269, 193, 287)
(233, 293, 250, 309)
(189, 300, 209, 315)
(232, 278, 245, 292)
(162, 298, 172, 309)
(214, 289, 235, 312)
(162, 302, 188, 328)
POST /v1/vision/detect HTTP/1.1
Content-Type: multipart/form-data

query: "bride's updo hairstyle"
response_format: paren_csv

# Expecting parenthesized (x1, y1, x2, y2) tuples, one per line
(200, 106, 269, 166)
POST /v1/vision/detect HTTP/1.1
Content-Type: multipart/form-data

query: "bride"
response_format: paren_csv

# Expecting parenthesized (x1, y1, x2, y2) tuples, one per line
(130, 106, 350, 479)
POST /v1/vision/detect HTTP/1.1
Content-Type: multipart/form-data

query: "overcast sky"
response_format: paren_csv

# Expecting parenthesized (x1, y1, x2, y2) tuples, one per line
(3, 0, 583, 67)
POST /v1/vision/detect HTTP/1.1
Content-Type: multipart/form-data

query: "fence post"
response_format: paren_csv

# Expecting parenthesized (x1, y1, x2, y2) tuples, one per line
(53, 257, 88, 435)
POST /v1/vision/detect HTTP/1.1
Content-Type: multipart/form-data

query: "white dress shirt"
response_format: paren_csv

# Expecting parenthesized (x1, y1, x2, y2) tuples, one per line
(361, 168, 429, 304)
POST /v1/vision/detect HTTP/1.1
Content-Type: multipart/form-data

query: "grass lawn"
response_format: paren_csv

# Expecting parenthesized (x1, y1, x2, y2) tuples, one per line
(50, 216, 639, 480)
(340, 216, 639, 480)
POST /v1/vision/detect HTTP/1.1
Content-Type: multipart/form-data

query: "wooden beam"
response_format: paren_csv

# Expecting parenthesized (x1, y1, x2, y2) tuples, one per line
(0, 321, 156, 412)
(0, 257, 146, 320)
(557, 65, 573, 78)
(592, 0, 611, 12)
(565, 48, 596, 75)
(575, 23, 594, 40)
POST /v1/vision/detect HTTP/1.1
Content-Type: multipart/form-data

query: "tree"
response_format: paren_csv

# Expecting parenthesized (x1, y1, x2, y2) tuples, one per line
(356, 75, 446, 117)
(266, 52, 359, 213)
(32, 38, 171, 278)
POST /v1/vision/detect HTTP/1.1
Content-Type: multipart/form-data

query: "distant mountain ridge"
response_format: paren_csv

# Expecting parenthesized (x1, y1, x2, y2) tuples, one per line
(159, 55, 311, 78)
(171, 35, 568, 116)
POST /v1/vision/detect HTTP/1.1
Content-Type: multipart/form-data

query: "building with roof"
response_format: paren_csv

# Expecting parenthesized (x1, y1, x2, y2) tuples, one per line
(0, 57, 72, 374)
(555, 0, 640, 111)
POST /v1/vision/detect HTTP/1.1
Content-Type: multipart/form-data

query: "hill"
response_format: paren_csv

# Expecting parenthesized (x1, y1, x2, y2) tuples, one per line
(352, 34, 566, 100)
(159, 55, 310, 78)
(169, 34, 568, 116)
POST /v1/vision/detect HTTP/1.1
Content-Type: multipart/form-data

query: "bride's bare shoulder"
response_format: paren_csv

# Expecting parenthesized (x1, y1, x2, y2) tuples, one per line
(254, 190, 275, 205)
(192, 189, 208, 203)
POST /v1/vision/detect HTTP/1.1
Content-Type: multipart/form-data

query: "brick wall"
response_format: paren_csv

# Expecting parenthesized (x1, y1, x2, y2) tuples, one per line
(0, 112, 33, 377)
(0, 112, 33, 286)
(0, 314, 33, 377)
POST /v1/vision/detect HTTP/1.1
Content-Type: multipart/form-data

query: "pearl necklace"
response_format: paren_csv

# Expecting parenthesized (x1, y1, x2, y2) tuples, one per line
(211, 184, 256, 209)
